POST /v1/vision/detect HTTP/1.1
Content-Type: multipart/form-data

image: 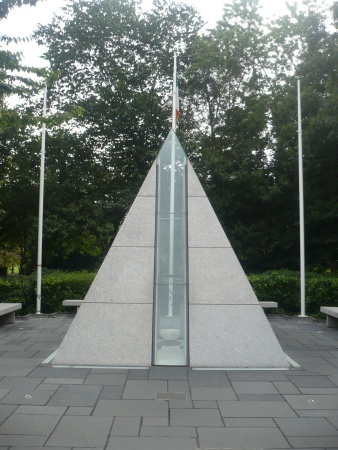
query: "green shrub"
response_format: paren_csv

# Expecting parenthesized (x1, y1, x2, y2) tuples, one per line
(248, 270, 338, 315)
(0, 271, 95, 314)
(0, 269, 337, 316)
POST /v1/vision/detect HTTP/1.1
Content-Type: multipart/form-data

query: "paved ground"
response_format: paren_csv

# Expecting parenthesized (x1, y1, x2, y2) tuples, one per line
(0, 313, 338, 449)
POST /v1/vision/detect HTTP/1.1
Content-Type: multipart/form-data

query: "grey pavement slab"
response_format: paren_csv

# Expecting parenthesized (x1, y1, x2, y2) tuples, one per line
(288, 436, 338, 447)
(99, 385, 124, 400)
(15, 405, 66, 415)
(93, 399, 168, 417)
(46, 416, 113, 447)
(284, 394, 338, 409)
(65, 406, 93, 415)
(287, 375, 337, 388)
(0, 376, 43, 390)
(0, 389, 52, 405)
(223, 418, 277, 427)
(84, 373, 127, 385)
(0, 413, 60, 435)
(170, 408, 223, 426)
(0, 404, 17, 423)
(106, 436, 198, 450)
(227, 370, 288, 381)
(190, 386, 236, 400)
(275, 417, 338, 436)
(231, 381, 280, 394)
(27, 367, 90, 378)
(122, 379, 167, 399)
(148, 367, 188, 380)
(48, 384, 102, 407)
(0, 435, 48, 446)
(218, 400, 297, 417)
(188, 370, 230, 386)
(197, 426, 291, 449)
(110, 416, 140, 436)
(140, 426, 197, 436)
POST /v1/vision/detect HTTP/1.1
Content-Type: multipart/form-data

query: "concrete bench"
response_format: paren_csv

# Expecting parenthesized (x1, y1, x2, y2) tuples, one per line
(259, 301, 278, 309)
(320, 306, 338, 327)
(0, 303, 22, 324)
(62, 300, 83, 311)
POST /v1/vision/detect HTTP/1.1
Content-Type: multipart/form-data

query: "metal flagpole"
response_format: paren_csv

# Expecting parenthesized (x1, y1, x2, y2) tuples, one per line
(297, 77, 307, 317)
(36, 85, 47, 314)
(168, 52, 178, 316)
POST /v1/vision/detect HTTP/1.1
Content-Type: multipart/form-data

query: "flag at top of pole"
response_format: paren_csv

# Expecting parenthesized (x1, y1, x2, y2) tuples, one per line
(172, 52, 179, 131)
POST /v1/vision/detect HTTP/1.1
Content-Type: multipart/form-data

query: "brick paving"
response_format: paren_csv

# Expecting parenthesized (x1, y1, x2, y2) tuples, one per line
(0, 313, 337, 449)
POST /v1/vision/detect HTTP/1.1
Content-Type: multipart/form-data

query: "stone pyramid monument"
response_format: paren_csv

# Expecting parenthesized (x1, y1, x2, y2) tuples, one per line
(54, 130, 288, 368)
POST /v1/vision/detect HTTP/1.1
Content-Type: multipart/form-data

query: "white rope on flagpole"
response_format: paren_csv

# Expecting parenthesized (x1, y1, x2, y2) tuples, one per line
(297, 77, 307, 317)
(36, 85, 47, 314)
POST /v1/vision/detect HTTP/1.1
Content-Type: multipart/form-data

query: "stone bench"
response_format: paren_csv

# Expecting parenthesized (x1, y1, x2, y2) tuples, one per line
(320, 306, 338, 327)
(259, 301, 278, 309)
(62, 299, 83, 311)
(0, 303, 22, 324)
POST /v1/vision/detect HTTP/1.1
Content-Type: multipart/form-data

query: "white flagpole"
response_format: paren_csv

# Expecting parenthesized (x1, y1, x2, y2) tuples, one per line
(172, 52, 177, 131)
(168, 52, 177, 316)
(297, 77, 307, 317)
(36, 85, 47, 314)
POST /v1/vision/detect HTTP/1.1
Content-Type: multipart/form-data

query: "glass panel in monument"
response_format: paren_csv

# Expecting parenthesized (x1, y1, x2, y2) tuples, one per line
(153, 130, 188, 366)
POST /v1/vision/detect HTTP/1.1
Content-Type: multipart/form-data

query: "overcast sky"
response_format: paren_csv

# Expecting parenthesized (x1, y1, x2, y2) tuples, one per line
(0, 0, 333, 67)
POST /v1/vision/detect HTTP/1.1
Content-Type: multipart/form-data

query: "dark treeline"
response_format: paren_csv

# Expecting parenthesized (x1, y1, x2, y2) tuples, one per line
(1, 0, 337, 274)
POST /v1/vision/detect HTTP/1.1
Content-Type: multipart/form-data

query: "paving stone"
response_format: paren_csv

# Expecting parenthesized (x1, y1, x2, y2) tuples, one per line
(296, 409, 338, 417)
(141, 424, 196, 438)
(142, 417, 168, 426)
(0, 435, 47, 446)
(1, 351, 38, 358)
(287, 375, 337, 388)
(223, 418, 277, 427)
(15, 405, 66, 415)
(275, 417, 338, 437)
(273, 381, 301, 394)
(218, 400, 297, 417)
(36, 383, 60, 391)
(106, 436, 197, 450)
(46, 416, 113, 447)
(0, 357, 43, 366)
(193, 400, 218, 408)
(170, 408, 223, 426)
(66, 406, 93, 415)
(237, 393, 285, 401)
(0, 366, 33, 377)
(190, 386, 236, 400)
(188, 370, 230, 386)
(284, 394, 338, 409)
(0, 389, 10, 400)
(0, 390, 52, 405)
(110, 417, 140, 436)
(227, 370, 288, 381)
(288, 436, 338, 447)
(43, 378, 84, 385)
(0, 413, 60, 435)
(0, 376, 43, 390)
(0, 404, 17, 423)
(48, 384, 102, 407)
(90, 368, 129, 374)
(99, 385, 124, 400)
(122, 380, 167, 399)
(84, 373, 127, 385)
(299, 387, 338, 394)
(232, 381, 280, 394)
(197, 426, 290, 449)
(93, 399, 168, 417)
(148, 367, 188, 380)
(29, 367, 91, 378)
(127, 369, 149, 380)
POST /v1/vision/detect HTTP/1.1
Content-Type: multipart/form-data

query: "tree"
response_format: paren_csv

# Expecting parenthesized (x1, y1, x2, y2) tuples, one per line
(269, 1, 338, 272)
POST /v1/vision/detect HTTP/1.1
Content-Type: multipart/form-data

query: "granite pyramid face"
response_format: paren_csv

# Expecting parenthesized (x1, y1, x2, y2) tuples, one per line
(54, 131, 289, 368)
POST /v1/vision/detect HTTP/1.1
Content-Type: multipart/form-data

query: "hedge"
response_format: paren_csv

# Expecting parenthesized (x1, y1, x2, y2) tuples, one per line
(248, 270, 338, 315)
(0, 269, 337, 316)
(0, 271, 95, 314)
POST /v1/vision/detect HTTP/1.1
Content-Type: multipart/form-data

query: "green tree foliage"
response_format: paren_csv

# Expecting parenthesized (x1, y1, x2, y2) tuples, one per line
(1, 0, 337, 274)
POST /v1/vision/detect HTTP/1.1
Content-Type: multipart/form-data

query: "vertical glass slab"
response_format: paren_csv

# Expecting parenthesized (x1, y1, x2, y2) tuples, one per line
(153, 130, 189, 366)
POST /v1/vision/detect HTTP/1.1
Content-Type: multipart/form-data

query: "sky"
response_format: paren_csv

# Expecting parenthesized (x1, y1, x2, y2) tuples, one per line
(1, 0, 334, 68)
(1, 0, 292, 68)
